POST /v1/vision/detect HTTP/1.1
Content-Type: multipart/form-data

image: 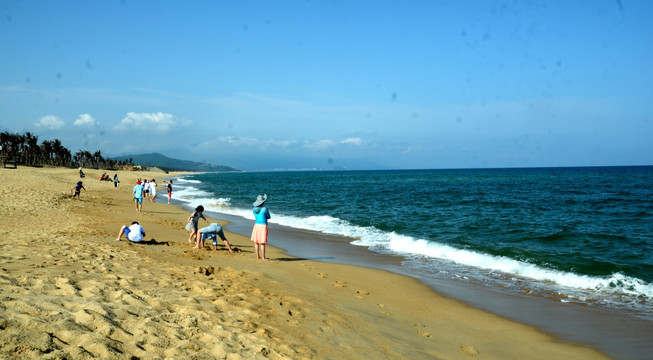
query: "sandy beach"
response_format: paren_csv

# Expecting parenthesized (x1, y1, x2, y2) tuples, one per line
(0, 166, 610, 359)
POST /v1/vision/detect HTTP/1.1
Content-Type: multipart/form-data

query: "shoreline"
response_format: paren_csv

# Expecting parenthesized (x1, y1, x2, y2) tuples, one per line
(0, 166, 612, 359)
(193, 208, 653, 360)
(169, 177, 653, 360)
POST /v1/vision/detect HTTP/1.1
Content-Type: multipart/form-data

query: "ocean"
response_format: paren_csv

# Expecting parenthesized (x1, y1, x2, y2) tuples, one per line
(168, 166, 653, 358)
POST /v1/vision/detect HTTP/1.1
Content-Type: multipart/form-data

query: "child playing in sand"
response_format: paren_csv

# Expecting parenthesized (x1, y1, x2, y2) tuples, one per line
(186, 205, 208, 243)
(251, 194, 271, 260)
(71, 181, 86, 199)
(116, 221, 146, 243)
(194, 223, 233, 252)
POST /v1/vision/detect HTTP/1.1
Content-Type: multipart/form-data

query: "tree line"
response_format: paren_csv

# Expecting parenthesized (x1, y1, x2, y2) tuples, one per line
(1, 131, 134, 169)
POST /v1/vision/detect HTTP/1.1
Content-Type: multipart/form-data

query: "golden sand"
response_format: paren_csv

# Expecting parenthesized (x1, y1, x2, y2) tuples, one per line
(0, 166, 609, 359)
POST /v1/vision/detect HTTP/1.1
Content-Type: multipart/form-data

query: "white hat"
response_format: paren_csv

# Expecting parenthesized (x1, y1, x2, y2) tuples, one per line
(253, 194, 267, 206)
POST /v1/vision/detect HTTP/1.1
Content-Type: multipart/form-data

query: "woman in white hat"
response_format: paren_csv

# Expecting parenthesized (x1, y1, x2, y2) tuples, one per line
(251, 194, 271, 260)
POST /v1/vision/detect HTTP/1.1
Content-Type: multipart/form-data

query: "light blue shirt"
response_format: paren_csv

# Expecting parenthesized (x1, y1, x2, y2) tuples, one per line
(253, 207, 271, 225)
(133, 184, 144, 199)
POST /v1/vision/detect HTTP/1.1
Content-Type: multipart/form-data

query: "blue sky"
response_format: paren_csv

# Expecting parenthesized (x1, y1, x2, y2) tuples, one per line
(1, 0, 651, 170)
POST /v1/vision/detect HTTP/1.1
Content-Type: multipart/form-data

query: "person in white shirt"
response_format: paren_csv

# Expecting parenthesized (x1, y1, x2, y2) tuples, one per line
(116, 221, 146, 243)
(149, 179, 157, 202)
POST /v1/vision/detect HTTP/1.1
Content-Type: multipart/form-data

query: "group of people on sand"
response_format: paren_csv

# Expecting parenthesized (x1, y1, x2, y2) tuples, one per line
(71, 170, 121, 200)
(117, 193, 271, 260)
(182, 194, 271, 260)
(131, 178, 163, 211)
(101, 173, 121, 189)
(102, 172, 270, 260)
(186, 206, 233, 252)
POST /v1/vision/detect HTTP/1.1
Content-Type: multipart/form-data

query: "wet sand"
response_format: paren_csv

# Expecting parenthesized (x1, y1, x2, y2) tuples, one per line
(227, 217, 653, 360)
(0, 166, 610, 359)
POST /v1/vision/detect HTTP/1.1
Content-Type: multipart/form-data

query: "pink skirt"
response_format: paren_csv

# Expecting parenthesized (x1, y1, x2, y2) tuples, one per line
(251, 224, 268, 244)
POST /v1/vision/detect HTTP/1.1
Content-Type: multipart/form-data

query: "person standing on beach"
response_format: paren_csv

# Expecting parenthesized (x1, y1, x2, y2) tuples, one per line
(116, 221, 146, 243)
(251, 194, 271, 260)
(166, 180, 173, 204)
(113, 174, 120, 189)
(71, 181, 85, 199)
(195, 222, 234, 252)
(133, 180, 144, 212)
(186, 205, 208, 243)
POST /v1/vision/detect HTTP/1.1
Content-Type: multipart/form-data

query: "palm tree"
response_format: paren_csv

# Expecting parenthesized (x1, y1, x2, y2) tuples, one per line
(92, 150, 104, 169)
(73, 150, 93, 169)
(40, 140, 53, 166)
(51, 139, 68, 166)
(23, 132, 40, 166)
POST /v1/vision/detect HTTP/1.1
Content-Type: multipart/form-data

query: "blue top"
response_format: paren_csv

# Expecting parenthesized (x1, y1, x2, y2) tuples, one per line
(133, 184, 144, 199)
(253, 206, 271, 225)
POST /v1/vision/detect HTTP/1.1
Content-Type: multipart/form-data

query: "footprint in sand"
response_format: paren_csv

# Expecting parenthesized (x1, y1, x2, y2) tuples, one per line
(460, 345, 479, 356)
(413, 323, 432, 338)
(316, 273, 328, 279)
(353, 290, 369, 299)
(333, 280, 347, 288)
(300, 264, 313, 272)
(319, 326, 335, 333)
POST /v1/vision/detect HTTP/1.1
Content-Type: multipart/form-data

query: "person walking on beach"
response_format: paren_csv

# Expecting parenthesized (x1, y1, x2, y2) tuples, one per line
(194, 222, 234, 252)
(116, 221, 146, 243)
(133, 180, 144, 212)
(166, 180, 173, 204)
(71, 181, 86, 200)
(186, 205, 208, 243)
(251, 194, 271, 260)
(149, 179, 157, 202)
(113, 174, 120, 189)
(143, 179, 150, 198)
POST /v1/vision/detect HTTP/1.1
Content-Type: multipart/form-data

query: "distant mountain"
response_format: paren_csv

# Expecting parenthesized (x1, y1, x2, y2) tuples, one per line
(110, 153, 240, 172)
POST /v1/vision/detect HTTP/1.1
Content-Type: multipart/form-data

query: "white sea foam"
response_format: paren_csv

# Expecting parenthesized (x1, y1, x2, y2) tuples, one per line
(176, 178, 201, 184)
(272, 211, 653, 301)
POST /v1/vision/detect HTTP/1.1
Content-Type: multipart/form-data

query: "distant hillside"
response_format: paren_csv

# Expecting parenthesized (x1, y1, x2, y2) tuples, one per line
(110, 153, 239, 172)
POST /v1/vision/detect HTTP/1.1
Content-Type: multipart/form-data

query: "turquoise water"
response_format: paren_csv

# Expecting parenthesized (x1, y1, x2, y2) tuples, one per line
(173, 166, 653, 319)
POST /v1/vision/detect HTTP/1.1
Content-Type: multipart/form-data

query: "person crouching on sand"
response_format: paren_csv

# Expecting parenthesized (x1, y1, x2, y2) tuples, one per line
(251, 194, 271, 260)
(194, 223, 233, 252)
(116, 221, 146, 243)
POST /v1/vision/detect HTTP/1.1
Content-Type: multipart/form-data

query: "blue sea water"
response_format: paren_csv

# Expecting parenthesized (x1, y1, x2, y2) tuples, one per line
(171, 166, 653, 321)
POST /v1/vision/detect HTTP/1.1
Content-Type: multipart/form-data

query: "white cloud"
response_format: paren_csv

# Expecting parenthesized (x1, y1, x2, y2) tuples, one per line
(35, 115, 64, 129)
(202, 136, 298, 149)
(340, 137, 363, 146)
(272, 139, 297, 148)
(118, 112, 178, 133)
(217, 136, 259, 146)
(305, 139, 335, 150)
(74, 113, 96, 127)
